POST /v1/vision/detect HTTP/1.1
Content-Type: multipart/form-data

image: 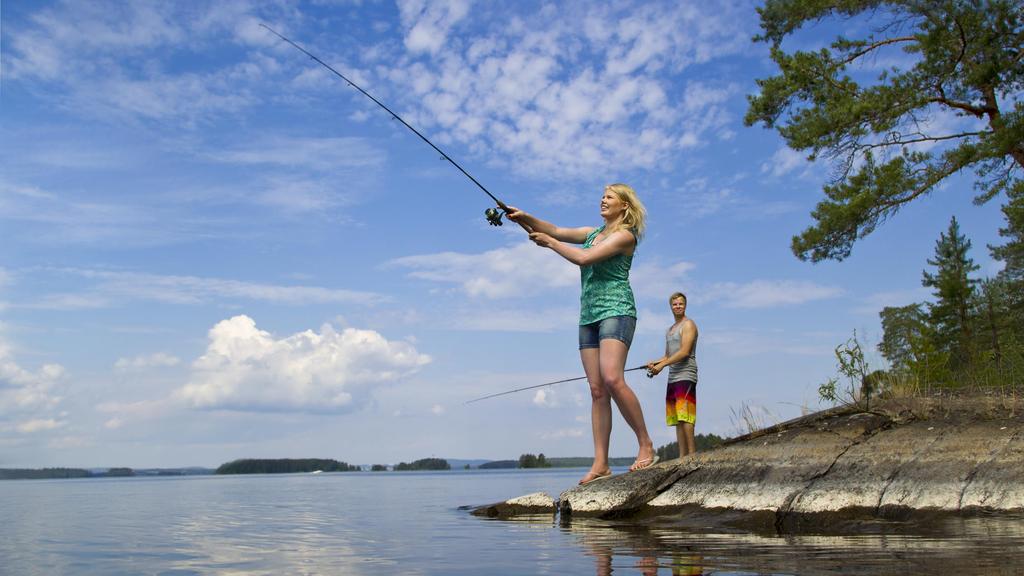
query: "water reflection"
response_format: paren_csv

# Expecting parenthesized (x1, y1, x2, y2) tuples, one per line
(5, 473, 1023, 575)
(559, 513, 1024, 575)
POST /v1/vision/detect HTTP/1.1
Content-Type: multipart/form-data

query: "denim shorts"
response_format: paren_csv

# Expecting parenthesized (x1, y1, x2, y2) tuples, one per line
(578, 315, 637, 350)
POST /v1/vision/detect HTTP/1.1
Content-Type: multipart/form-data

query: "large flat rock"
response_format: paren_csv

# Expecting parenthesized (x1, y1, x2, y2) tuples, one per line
(961, 427, 1024, 510)
(648, 412, 890, 511)
(788, 420, 945, 514)
(559, 462, 680, 517)
(876, 419, 1021, 512)
(473, 397, 1024, 530)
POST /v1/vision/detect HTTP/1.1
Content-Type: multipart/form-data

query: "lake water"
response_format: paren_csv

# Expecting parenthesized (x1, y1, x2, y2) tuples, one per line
(4, 468, 1024, 575)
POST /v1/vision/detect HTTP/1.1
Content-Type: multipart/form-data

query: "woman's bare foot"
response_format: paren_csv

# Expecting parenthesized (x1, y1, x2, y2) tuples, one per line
(630, 443, 658, 471)
(578, 468, 613, 485)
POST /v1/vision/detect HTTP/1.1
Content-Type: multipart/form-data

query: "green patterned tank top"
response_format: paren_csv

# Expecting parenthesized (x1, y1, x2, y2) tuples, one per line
(579, 225, 637, 325)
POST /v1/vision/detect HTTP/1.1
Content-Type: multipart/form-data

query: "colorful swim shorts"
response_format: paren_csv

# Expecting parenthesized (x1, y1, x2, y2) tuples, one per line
(666, 379, 696, 426)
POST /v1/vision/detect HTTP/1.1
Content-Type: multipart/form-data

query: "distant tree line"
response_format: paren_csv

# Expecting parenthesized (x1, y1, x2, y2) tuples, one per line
(0, 467, 139, 480)
(478, 460, 517, 469)
(655, 435, 726, 462)
(477, 447, 736, 469)
(393, 458, 450, 471)
(215, 459, 360, 475)
(0, 468, 93, 480)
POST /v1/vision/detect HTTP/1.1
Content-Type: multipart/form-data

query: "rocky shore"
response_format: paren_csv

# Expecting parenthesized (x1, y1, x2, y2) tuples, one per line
(473, 394, 1024, 532)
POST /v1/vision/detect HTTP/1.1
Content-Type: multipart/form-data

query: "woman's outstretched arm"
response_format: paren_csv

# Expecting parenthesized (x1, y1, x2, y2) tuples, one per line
(529, 228, 634, 267)
(505, 206, 593, 244)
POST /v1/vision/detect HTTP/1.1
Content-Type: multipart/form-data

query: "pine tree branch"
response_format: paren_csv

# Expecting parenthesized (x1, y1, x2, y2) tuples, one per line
(877, 160, 968, 210)
(860, 131, 989, 152)
(838, 36, 917, 66)
(926, 92, 991, 118)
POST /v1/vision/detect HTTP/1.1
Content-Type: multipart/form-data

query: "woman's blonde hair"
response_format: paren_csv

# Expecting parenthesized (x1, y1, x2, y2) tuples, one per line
(605, 183, 646, 240)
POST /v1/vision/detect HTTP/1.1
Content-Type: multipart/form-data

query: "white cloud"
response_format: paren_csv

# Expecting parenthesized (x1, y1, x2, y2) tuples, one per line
(178, 315, 431, 413)
(761, 147, 809, 178)
(631, 260, 696, 300)
(16, 418, 65, 434)
(96, 398, 172, 431)
(398, 0, 472, 54)
(208, 136, 386, 172)
(450, 307, 577, 332)
(380, 1, 754, 179)
(702, 328, 840, 358)
(710, 280, 844, 309)
(255, 177, 361, 214)
(114, 353, 181, 372)
(853, 287, 931, 317)
(387, 242, 578, 298)
(676, 177, 800, 221)
(538, 427, 584, 440)
(24, 268, 386, 309)
(0, 180, 161, 245)
(532, 389, 562, 408)
(0, 337, 66, 432)
(4, 1, 275, 125)
(48, 435, 92, 450)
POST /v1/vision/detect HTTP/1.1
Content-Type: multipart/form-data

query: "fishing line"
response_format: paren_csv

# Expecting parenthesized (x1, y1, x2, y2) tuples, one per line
(466, 366, 652, 404)
(260, 23, 527, 230)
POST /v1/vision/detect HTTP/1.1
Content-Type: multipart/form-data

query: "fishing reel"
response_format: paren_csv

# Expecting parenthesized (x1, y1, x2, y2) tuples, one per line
(485, 207, 505, 227)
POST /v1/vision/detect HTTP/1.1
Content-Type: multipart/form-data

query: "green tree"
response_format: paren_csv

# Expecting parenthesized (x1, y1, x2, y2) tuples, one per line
(976, 278, 1008, 367)
(746, 0, 1024, 262)
(517, 453, 552, 468)
(878, 303, 929, 371)
(991, 189, 1024, 283)
(990, 188, 1024, 330)
(922, 216, 980, 367)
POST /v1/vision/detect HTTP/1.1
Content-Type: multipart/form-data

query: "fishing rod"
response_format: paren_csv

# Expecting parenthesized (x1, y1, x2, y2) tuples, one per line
(260, 23, 527, 231)
(466, 366, 652, 404)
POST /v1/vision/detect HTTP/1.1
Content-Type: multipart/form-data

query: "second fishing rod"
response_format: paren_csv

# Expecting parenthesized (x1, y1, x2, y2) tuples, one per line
(466, 366, 655, 404)
(261, 24, 527, 232)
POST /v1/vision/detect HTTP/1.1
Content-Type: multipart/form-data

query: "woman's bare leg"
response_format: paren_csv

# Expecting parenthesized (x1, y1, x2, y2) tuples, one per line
(598, 338, 655, 469)
(580, 347, 612, 483)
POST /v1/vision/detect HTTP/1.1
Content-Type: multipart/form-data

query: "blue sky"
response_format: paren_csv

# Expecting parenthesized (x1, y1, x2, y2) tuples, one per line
(0, 0, 1008, 468)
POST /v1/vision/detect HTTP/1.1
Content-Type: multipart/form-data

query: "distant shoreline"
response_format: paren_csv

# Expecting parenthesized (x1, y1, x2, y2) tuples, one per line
(0, 457, 642, 480)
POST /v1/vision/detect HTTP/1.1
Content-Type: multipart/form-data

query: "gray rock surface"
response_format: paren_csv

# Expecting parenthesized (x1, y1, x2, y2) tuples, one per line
(479, 396, 1024, 529)
(471, 491, 556, 518)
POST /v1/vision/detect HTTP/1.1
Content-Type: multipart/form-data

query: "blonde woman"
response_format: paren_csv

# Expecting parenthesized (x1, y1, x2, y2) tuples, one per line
(507, 184, 657, 485)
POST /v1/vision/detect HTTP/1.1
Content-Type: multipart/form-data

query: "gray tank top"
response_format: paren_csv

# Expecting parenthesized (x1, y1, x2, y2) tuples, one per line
(666, 322, 698, 383)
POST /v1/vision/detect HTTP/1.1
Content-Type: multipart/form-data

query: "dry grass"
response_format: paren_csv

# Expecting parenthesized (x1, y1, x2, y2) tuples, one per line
(729, 402, 778, 436)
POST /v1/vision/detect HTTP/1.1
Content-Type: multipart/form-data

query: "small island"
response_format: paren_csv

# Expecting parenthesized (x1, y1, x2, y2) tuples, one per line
(215, 458, 360, 474)
(393, 457, 450, 471)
